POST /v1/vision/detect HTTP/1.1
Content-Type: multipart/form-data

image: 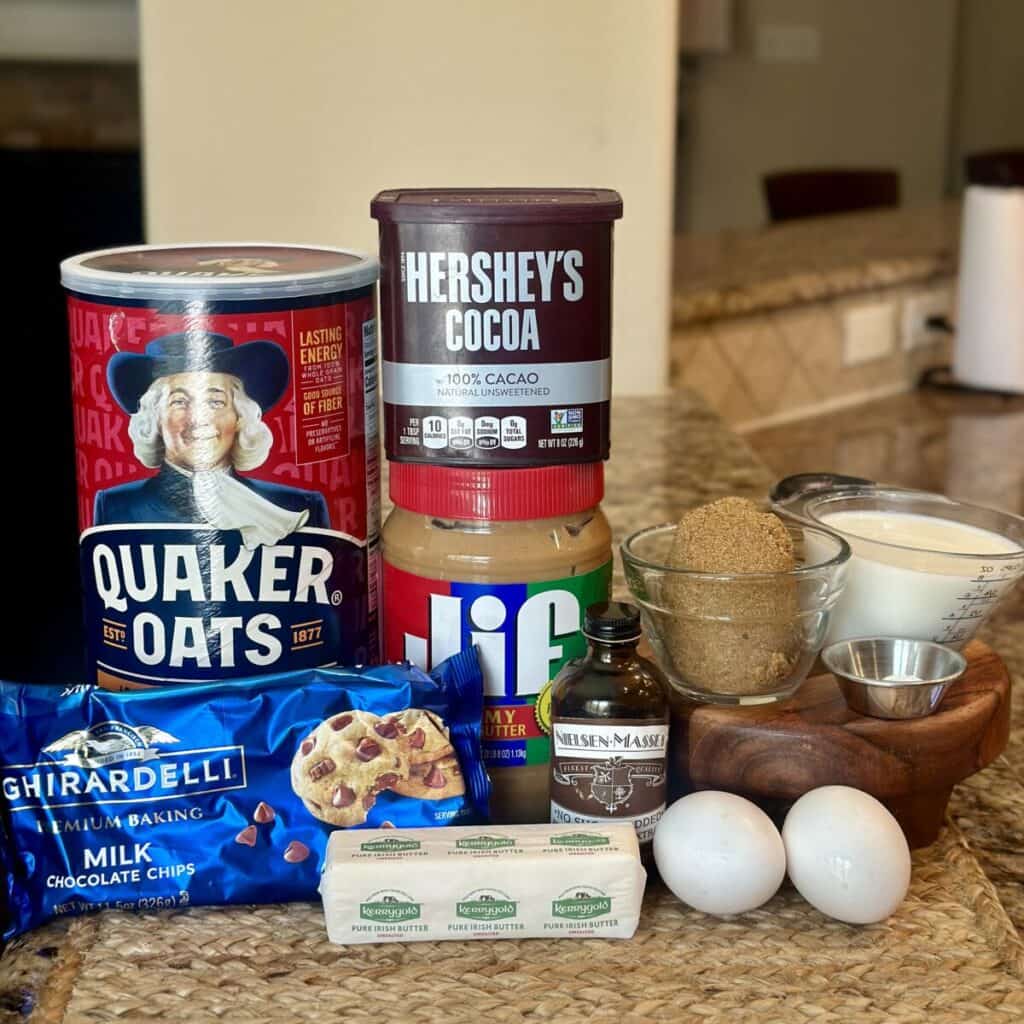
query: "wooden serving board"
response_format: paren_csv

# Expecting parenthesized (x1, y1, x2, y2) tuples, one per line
(668, 639, 1010, 848)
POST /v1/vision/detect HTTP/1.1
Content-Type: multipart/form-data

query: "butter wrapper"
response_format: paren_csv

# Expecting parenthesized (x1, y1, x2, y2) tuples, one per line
(320, 823, 646, 944)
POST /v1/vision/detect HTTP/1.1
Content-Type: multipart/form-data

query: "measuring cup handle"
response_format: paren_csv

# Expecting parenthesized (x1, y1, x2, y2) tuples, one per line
(769, 473, 876, 506)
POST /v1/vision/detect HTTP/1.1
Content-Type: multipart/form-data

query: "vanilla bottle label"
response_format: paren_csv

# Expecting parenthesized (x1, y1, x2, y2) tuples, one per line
(550, 719, 668, 843)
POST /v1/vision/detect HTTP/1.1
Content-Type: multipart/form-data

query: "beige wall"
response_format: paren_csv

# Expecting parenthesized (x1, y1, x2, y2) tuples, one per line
(678, 0, 958, 234)
(139, 0, 678, 396)
(950, 0, 1024, 188)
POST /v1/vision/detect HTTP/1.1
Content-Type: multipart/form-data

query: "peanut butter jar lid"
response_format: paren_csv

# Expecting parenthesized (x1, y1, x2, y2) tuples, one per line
(389, 462, 604, 521)
(371, 188, 623, 225)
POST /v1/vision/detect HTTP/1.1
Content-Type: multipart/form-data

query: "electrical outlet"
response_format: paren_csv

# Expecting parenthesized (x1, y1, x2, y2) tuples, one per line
(842, 302, 896, 366)
(902, 286, 954, 350)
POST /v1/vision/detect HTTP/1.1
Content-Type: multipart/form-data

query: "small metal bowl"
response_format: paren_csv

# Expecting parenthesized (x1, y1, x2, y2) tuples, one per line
(821, 636, 967, 720)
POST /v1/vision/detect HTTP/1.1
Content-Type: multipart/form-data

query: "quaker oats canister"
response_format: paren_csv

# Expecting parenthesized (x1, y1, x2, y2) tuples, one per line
(370, 188, 622, 466)
(60, 244, 380, 688)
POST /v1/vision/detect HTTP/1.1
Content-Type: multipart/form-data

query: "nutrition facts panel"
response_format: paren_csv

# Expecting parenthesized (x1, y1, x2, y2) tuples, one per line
(415, 415, 529, 452)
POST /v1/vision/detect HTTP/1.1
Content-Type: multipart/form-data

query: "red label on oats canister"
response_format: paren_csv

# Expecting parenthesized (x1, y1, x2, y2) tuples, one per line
(61, 244, 380, 688)
(371, 189, 622, 466)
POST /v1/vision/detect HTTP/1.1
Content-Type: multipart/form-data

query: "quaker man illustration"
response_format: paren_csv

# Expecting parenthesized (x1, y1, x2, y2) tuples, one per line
(94, 331, 329, 547)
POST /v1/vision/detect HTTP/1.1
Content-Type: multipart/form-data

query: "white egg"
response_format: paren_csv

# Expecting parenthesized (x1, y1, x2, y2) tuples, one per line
(653, 791, 786, 915)
(782, 786, 911, 924)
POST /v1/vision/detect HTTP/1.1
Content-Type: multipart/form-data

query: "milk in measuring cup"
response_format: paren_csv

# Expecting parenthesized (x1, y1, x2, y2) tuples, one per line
(814, 510, 1023, 646)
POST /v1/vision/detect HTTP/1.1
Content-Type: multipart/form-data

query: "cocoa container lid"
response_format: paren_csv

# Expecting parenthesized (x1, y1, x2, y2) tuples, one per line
(370, 188, 623, 225)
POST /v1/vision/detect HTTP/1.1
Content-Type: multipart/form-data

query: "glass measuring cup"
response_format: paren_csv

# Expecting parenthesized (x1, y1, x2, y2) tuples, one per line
(772, 478, 1024, 648)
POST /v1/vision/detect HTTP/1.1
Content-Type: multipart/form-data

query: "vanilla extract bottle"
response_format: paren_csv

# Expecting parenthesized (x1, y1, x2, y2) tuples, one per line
(549, 602, 670, 857)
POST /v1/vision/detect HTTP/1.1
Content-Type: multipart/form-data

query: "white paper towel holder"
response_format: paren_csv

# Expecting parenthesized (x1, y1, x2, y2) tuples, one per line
(949, 184, 1024, 395)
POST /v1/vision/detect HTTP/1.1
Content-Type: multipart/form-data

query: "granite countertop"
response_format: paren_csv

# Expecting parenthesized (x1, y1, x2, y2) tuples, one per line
(4, 391, 1024, 1020)
(673, 201, 960, 327)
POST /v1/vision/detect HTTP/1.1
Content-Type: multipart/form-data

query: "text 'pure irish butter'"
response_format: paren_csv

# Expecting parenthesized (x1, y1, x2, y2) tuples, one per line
(320, 822, 645, 944)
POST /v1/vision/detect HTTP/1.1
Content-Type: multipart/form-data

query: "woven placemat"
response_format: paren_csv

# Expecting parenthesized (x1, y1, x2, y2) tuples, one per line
(2, 819, 1020, 1024)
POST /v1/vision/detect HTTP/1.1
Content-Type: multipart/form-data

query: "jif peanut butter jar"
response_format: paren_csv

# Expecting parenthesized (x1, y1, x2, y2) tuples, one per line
(382, 462, 612, 824)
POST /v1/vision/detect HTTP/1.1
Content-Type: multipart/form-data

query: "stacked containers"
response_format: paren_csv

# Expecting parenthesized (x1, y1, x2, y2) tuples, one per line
(372, 189, 623, 823)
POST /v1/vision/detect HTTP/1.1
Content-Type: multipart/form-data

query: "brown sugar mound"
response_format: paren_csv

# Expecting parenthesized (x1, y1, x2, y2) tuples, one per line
(670, 497, 796, 574)
(664, 497, 802, 696)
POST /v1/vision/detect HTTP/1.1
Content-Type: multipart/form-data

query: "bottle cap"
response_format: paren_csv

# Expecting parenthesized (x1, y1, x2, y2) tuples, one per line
(583, 602, 642, 644)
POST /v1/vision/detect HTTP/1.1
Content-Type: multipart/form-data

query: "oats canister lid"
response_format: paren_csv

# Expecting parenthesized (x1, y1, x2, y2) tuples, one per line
(60, 243, 378, 302)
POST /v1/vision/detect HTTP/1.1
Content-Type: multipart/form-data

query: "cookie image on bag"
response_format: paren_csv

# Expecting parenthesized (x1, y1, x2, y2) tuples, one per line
(377, 708, 454, 765)
(290, 709, 409, 827)
(390, 753, 465, 801)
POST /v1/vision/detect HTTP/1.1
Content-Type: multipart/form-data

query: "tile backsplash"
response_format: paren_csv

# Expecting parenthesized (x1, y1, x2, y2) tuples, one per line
(670, 277, 955, 431)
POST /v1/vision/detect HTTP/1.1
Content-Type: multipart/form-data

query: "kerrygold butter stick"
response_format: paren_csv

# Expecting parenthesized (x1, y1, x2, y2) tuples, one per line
(320, 823, 646, 944)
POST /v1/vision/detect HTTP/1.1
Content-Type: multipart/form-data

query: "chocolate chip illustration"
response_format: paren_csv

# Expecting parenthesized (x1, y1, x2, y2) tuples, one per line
(283, 841, 309, 864)
(330, 714, 354, 731)
(375, 772, 400, 791)
(253, 801, 275, 824)
(332, 784, 356, 808)
(423, 765, 446, 789)
(300, 737, 315, 756)
(408, 728, 426, 749)
(355, 738, 381, 762)
(309, 757, 336, 781)
(380, 820, 395, 829)
(362, 795, 376, 810)
(374, 719, 400, 739)
(235, 825, 257, 847)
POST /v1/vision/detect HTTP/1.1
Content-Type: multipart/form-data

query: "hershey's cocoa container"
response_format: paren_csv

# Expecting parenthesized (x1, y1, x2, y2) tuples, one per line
(60, 244, 380, 688)
(371, 188, 622, 466)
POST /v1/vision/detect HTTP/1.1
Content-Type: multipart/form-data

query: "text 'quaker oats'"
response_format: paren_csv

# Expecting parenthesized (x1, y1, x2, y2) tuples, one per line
(60, 244, 380, 687)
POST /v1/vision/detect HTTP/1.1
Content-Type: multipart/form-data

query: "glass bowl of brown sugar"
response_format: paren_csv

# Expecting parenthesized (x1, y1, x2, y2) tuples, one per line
(621, 521, 850, 705)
